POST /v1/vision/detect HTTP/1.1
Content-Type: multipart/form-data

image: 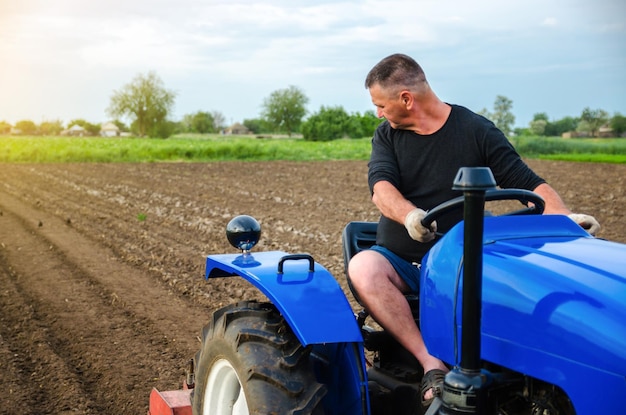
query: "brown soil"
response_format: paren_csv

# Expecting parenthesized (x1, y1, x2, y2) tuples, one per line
(0, 160, 624, 414)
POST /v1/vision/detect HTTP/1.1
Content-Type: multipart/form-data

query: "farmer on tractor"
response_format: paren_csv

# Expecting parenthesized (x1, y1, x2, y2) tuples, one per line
(347, 53, 601, 409)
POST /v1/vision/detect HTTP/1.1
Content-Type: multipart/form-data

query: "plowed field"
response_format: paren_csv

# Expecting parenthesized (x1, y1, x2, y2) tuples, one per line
(1, 160, 624, 414)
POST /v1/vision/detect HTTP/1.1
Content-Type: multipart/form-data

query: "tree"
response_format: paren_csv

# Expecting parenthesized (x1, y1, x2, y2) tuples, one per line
(529, 119, 547, 136)
(145, 119, 179, 139)
(261, 85, 308, 136)
(38, 119, 64, 136)
(242, 118, 264, 134)
(182, 111, 216, 134)
(180, 111, 226, 134)
(578, 107, 609, 137)
(301, 106, 351, 141)
(111, 119, 129, 132)
(528, 113, 550, 136)
(354, 110, 382, 138)
(610, 113, 626, 136)
(211, 111, 226, 132)
(492, 95, 515, 137)
(15, 120, 37, 135)
(546, 116, 578, 137)
(479, 96, 515, 137)
(532, 112, 549, 122)
(0, 120, 12, 134)
(301, 107, 382, 141)
(107, 71, 176, 138)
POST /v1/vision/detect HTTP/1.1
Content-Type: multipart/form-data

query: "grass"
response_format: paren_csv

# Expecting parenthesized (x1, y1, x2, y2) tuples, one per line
(511, 136, 626, 163)
(0, 134, 373, 162)
(1, 134, 625, 163)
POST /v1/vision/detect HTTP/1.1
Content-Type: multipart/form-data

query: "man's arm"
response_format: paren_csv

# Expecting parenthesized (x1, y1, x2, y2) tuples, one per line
(371, 180, 416, 223)
(532, 183, 571, 215)
(372, 180, 436, 242)
(533, 183, 601, 235)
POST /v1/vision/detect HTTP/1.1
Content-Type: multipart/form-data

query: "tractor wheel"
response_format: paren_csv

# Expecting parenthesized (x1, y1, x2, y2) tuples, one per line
(191, 300, 327, 415)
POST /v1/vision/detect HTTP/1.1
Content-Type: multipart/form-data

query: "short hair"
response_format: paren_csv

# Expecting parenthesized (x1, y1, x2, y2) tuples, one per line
(365, 53, 427, 92)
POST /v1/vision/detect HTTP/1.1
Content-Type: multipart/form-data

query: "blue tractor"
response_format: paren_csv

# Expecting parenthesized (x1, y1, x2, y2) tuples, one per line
(148, 167, 626, 415)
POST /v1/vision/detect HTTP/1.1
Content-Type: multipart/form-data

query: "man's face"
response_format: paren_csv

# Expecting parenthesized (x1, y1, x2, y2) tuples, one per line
(369, 84, 408, 128)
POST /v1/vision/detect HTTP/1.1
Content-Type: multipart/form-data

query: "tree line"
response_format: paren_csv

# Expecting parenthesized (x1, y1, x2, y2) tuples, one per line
(478, 95, 626, 138)
(2, 72, 624, 140)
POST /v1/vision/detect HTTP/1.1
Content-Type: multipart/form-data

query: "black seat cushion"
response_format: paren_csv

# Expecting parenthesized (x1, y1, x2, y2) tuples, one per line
(341, 221, 378, 304)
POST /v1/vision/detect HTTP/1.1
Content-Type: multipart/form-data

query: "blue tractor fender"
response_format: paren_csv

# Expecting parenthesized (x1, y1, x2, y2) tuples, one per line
(205, 250, 363, 347)
(204, 250, 370, 415)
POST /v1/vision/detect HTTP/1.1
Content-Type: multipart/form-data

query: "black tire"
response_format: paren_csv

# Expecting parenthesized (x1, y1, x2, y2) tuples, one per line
(192, 300, 327, 415)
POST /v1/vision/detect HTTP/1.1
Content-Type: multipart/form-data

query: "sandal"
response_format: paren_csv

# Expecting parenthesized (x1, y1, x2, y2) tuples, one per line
(420, 368, 446, 407)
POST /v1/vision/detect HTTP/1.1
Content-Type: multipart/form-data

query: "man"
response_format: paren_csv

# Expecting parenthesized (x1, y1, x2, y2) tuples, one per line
(347, 53, 600, 407)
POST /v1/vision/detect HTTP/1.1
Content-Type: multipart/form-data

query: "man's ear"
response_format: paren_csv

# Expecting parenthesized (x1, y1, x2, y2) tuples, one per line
(400, 90, 413, 109)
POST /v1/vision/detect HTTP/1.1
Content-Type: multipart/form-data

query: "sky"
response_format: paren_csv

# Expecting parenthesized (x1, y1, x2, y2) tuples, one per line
(1, 0, 624, 129)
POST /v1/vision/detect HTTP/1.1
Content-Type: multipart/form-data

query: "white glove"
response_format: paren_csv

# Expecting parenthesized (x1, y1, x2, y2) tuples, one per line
(404, 208, 437, 243)
(568, 213, 601, 236)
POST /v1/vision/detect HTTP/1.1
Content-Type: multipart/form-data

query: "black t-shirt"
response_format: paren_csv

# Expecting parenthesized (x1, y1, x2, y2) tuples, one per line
(368, 104, 545, 262)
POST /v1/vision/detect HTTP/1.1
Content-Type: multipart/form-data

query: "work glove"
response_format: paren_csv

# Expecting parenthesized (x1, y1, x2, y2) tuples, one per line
(404, 208, 437, 243)
(568, 213, 601, 236)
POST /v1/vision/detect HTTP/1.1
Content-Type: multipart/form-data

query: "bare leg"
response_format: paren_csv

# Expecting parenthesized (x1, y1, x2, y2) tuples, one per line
(348, 250, 447, 398)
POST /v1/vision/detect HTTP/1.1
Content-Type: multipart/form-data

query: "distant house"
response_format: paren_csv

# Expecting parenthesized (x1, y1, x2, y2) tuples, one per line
(225, 122, 250, 135)
(68, 124, 86, 137)
(561, 131, 587, 138)
(100, 122, 120, 137)
(562, 124, 618, 139)
(598, 124, 614, 138)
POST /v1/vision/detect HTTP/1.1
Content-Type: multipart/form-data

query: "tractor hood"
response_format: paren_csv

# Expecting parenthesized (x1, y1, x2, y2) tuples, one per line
(481, 219, 626, 374)
(421, 214, 626, 404)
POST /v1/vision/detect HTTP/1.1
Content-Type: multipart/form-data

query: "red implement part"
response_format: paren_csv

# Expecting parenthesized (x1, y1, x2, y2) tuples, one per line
(148, 388, 192, 415)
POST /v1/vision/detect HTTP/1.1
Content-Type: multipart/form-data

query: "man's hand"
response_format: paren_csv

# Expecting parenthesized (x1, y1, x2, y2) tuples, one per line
(568, 213, 601, 236)
(404, 208, 437, 243)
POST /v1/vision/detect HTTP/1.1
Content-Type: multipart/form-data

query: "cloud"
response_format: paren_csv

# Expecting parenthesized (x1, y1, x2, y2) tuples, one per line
(542, 17, 558, 27)
(0, 0, 624, 126)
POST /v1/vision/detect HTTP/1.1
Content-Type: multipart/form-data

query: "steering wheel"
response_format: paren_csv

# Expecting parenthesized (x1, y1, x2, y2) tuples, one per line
(421, 188, 545, 232)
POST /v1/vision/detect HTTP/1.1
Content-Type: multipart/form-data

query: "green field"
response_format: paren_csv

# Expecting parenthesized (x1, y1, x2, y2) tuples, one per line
(511, 136, 626, 163)
(1, 134, 625, 163)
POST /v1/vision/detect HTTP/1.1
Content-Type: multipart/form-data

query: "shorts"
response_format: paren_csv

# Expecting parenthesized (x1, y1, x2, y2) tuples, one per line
(369, 245, 421, 293)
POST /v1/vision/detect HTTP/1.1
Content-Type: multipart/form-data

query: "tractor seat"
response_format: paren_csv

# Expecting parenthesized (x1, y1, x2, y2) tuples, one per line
(341, 221, 378, 305)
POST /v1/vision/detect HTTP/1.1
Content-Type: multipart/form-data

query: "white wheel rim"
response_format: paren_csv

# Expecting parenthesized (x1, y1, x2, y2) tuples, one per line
(203, 358, 250, 415)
